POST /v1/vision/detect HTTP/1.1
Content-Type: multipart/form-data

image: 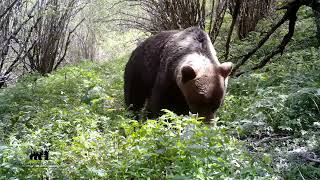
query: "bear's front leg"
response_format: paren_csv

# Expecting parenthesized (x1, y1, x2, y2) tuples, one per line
(146, 74, 169, 118)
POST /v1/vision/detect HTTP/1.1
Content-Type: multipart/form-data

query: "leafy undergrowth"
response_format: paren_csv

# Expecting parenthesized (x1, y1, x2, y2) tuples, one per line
(0, 58, 274, 179)
(220, 46, 320, 179)
(216, 7, 320, 178)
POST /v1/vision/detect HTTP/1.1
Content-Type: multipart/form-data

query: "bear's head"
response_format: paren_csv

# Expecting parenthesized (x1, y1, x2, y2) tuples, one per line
(176, 53, 233, 122)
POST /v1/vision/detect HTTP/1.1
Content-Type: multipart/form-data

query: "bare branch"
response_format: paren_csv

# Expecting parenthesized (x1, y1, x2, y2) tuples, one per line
(0, 0, 19, 19)
(232, 0, 312, 76)
(224, 0, 242, 60)
(54, 18, 85, 70)
(121, 0, 208, 33)
(232, 10, 289, 76)
(209, 0, 228, 42)
(301, 155, 320, 164)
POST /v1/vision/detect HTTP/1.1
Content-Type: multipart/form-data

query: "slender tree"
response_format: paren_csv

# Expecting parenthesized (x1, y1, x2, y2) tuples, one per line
(121, 0, 208, 33)
(0, 0, 86, 87)
(0, 0, 38, 88)
(236, 0, 274, 40)
(313, 9, 320, 46)
(209, 0, 228, 42)
(26, 0, 86, 75)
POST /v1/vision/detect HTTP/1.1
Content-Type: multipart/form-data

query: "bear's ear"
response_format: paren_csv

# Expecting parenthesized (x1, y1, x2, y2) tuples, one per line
(219, 62, 233, 78)
(181, 66, 196, 83)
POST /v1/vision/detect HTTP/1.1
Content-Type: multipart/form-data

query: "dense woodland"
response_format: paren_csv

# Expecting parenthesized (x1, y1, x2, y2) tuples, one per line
(0, 0, 320, 179)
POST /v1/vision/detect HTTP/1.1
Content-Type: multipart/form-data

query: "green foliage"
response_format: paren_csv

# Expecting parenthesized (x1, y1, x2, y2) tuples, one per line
(116, 112, 273, 179)
(0, 57, 275, 178)
(0, 58, 127, 178)
(215, 7, 320, 177)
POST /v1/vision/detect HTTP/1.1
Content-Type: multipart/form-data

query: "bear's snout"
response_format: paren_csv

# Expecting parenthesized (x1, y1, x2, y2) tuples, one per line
(200, 112, 214, 123)
(187, 103, 217, 122)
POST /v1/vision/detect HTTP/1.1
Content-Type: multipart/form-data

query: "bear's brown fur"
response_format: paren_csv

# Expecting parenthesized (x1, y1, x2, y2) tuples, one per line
(124, 27, 232, 122)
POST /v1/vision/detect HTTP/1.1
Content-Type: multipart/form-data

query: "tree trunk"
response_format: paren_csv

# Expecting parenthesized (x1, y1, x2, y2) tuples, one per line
(236, 0, 274, 40)
(313, 9, 320, 46)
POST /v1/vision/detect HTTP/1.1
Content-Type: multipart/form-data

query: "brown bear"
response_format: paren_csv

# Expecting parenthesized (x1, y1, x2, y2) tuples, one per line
(124, 27, 232, 122)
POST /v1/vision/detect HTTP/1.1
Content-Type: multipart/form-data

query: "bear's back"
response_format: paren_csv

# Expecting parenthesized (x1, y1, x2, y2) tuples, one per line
(126, 30, 179, 88)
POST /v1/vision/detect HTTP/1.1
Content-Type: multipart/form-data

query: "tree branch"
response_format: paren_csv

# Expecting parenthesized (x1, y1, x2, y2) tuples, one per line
(54, 18, 85, 70)
(252, 14, 297, 70)
(232, 16, 288, 75)
(232, 0, 304, 76)
(301, 155, 320, 164)
(209, 0, 228, 42)
(224, 0, 241, 60)
(0, 0, 19, 19)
